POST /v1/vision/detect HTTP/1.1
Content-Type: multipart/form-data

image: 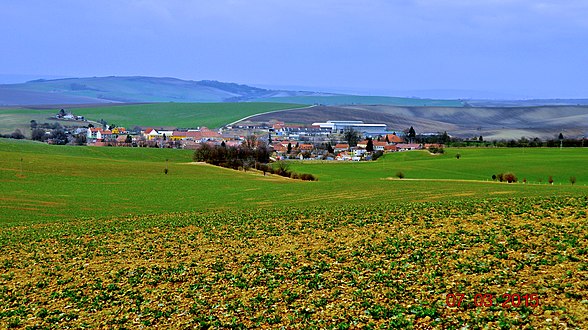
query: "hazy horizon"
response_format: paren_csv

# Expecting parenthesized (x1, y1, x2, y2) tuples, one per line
(2, 1, 587, 99)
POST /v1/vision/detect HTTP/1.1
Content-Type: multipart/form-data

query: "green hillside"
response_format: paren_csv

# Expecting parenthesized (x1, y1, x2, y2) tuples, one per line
(71, 102, 306, 128)
(289, 148, 588, 185)
(1, 139, 586, 224)
(0, 103, 306, 135)
(0, 76, 273, 104)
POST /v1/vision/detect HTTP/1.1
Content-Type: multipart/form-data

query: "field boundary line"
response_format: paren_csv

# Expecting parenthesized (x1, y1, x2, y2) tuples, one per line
(225, 104, 317, 126)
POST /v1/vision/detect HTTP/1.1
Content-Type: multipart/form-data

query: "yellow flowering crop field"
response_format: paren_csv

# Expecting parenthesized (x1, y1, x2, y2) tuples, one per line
(1, 197, 586, 329)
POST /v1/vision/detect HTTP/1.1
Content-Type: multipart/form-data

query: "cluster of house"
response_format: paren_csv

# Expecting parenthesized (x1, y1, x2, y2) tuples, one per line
(62, 117, 442, 161)
(86, 126, 225, 148)
(271, 133, 432, 161)
(55, 109, 85, 121)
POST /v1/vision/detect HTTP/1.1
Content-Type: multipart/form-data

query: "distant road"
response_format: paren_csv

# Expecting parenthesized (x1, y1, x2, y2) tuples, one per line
(226, 104, 317, 127)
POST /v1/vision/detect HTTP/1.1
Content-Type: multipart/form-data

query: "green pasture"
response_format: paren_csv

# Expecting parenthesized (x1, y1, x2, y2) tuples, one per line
(0, 102, 305, 136)
(1, 139, 587, 224)
(289, 147, 588, 185)
(0, 109, 65, 136)
(71, 102, 305, 128)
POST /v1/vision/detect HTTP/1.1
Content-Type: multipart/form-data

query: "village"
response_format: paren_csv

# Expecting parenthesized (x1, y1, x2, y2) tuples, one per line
(31, 110, 444, 161)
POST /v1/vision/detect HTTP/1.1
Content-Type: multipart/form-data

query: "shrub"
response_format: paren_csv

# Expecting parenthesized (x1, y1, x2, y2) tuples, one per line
(428, 146, 444, 154)
(570, 176, 577, 185)
(495, 173, 517, 183)
(290, 172, 299, 180)
(523, 178, 527, 184)
(455, 153, 461, 159)
(299, 173, 317, 181)
(396, 171, 405, 179)
(503, 173, 517, 183)
(492, 174, 497, 181)
(548, 176, 554, 184)
(372, 151, 384, 161)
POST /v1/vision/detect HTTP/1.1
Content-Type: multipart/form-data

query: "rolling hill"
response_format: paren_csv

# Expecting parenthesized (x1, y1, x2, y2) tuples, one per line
(241, 104, 588, 140)
(0, 76, 460, 106)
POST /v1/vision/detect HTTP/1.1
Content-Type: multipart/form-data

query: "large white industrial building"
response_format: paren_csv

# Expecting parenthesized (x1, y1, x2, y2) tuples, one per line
(311, 120, 388, 134)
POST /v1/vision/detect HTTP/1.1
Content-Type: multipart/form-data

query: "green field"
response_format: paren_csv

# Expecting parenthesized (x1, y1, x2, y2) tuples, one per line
(0, 108, 69, 136)
(1, 140, 587, 224)
(1, 140, 587, 328)
(71, 102, 306, 128)
(0, 102, 306, 136)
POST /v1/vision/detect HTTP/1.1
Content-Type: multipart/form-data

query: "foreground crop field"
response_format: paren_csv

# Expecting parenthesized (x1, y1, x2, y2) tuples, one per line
(1, 140, 588, 328)
(1, 198, 587, 328)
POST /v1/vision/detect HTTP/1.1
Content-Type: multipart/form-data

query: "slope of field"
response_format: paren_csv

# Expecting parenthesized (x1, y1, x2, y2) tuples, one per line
(255, 95, 464, 107)
(0, 108, 69, 136)
(1, 139, 587, 224)
(1, 140, 588, 328)
(289, 148, 588, 185)
(243, 105, 588, 139)
(69, 102, 307, 128)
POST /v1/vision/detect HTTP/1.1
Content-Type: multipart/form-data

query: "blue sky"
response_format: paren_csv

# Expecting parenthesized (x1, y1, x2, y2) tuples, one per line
(1, 0, 587, 98)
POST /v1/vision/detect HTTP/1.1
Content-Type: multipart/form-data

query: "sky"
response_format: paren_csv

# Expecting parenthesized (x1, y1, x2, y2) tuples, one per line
(1, 0, 587, 99)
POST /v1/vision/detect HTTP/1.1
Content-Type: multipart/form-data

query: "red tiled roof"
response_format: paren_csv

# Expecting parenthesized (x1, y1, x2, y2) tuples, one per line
(335, 143, 349, 149)
(386, 134, 404, 143)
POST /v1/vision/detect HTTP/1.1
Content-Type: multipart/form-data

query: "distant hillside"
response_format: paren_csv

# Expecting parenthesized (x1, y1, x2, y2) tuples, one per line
(0, 76, 278, 105)
(255, 95, 464, 107)
(0, 76, 457, 106)
(241, 105, 588, 140)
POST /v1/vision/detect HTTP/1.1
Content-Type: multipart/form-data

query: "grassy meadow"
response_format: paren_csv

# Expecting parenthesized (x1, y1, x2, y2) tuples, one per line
(71, 102, 305, 128)
(0, 102, 305, 137)
(1, 139, 587, 328)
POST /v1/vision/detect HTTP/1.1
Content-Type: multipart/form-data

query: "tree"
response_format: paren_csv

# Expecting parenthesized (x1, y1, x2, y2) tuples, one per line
(326, 143, 334, 154)
(570, 176, 577, 185)
(366, 138, 374, 152)
(30, 120, 38, 129)
(221, 141, 226, 148)
(74, 134, 86, 145)
(440, 131, 450, 144)
(287, 142, 292, 154)
(479, 135, 483, 142)
(10, 129, 25, 139)
(31, 129, 46, 141)
(125, 135, 133, 144)
(50, 129, 68, 145)
(343, 127, 360, 147)
(243, 135, 258, 149)
(407, 126, 416, 143)
(58, 109, 66, 117)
